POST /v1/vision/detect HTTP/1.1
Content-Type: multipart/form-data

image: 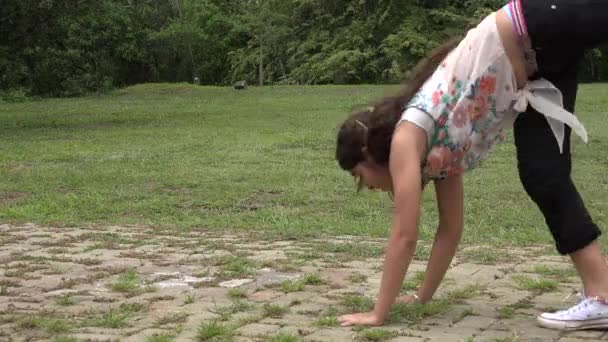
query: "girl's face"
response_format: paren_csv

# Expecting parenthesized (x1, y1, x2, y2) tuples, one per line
(352, 161, 393, 192)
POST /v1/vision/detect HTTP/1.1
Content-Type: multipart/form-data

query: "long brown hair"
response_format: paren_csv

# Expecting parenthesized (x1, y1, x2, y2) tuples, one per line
(336, 37, 461, 171)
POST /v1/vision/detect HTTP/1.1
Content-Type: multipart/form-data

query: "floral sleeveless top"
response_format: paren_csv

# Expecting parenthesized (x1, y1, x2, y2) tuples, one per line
(403, 12, 587, 183)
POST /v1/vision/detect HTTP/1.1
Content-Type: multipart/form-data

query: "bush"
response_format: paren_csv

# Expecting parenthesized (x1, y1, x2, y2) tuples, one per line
(1, 88, 30, 103)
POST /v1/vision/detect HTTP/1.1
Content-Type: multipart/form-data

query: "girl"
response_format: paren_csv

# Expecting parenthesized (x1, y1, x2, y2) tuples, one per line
(336, 0, 608, 330)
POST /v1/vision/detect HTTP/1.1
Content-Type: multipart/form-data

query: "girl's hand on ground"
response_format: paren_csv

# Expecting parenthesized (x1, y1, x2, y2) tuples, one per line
(337, 311, 384, 327)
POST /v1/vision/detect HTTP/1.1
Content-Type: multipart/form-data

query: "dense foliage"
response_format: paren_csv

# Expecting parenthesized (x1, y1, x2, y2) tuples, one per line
(2, 0, 607, 97)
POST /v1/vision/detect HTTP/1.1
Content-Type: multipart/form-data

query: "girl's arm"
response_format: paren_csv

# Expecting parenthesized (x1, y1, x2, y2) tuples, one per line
(338, 122, 426, 327)
(415, 175, 464, 302)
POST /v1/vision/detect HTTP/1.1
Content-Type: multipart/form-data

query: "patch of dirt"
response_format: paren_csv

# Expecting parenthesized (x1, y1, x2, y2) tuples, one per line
(0, 191, 29, 206)
(239, 190, 283, 211)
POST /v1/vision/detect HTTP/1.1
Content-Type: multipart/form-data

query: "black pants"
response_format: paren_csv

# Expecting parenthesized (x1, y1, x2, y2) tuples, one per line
(516, 0, 608, 254)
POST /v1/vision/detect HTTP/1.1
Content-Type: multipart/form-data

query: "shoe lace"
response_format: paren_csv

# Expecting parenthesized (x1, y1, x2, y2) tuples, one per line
(565, 298, 593, 314)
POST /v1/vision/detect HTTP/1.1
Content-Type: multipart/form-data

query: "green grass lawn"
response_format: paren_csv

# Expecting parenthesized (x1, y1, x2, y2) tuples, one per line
(0, 83, 606, 248)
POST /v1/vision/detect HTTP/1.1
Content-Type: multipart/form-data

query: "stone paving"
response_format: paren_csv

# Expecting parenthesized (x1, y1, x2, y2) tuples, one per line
(0, 223, 606, 341)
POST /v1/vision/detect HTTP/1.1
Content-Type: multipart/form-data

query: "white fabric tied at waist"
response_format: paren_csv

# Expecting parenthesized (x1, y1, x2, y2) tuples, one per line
(513, 79, 588, 154)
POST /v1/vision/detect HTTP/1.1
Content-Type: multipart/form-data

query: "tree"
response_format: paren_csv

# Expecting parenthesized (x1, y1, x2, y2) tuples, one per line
(153, 0, 238, 84)
(1, 0, 607, 96)
(229, 0, 291, 85)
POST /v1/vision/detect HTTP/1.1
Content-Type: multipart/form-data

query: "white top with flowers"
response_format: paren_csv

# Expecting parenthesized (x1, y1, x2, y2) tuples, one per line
(402, 12, 588, 183)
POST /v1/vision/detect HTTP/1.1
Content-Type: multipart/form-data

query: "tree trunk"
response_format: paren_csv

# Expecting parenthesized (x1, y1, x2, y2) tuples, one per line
(259, 44, 264, 86)
(173, 0, 195, 82)
(279, 57, 287, 80)
(589, 53, 596, 81)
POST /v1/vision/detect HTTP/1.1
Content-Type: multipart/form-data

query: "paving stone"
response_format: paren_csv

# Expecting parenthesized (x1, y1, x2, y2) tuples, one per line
(319, 268, 352, 289)
(274, 291, 316, 306)
(67, 334, 120, 342)
(387, 337, 426, 342)
(219, 278, 254, 288)
(258, 317, 285, 325)
(255, 269, 301, 287)
(309, 295, 340, 306)
(247, 249, 287, 261)
(452, 315, 497, 331)
(561, 329, 606, 340)
(491, 318, 561, 341)
(234, 337, 257, 342)
(534, 291, 576, 310)
(535, 255, 570, 263)
(416, 330, 476, 341)
(303, 328, 357, 342)
(173, 312, 221, 341)
(236, 323, 280, 338)
(0, 224, 594, 342)
(123, 329, 174, 342)
(487, 287, 532, 307)
(292, 302, 325, 315)
(250, 289, 283, 301)
(342, 260, 378, 271)
(447, 263, 506, 284)
(513, 261, 568, 274)
(474, 329, 523, 342)
(455, 301, 501, 318)
(276, 313, 316, 326)
(276, 325, 316, 337)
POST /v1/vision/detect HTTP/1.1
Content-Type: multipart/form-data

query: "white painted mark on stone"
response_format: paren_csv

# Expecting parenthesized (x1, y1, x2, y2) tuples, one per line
(219, 279, 254, 288)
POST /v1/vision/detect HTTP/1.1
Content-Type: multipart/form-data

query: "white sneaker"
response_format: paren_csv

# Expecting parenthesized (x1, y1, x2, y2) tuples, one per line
(537, 297, 608, 330)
